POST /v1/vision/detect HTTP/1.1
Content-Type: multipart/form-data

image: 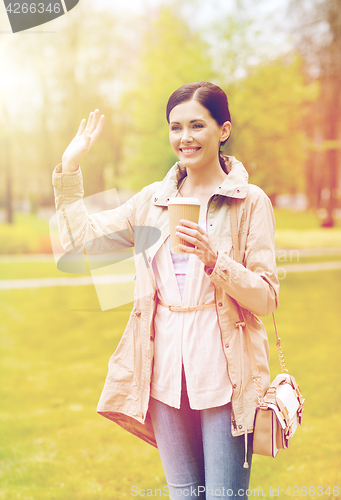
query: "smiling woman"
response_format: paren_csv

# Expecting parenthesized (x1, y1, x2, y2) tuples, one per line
(53, 81, 279, 500)
(167, 81, 231, 173)
(168, 100, 230, 177)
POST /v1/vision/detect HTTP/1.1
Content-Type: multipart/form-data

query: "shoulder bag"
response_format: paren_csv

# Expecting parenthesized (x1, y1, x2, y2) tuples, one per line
(230, 200, 305, 457)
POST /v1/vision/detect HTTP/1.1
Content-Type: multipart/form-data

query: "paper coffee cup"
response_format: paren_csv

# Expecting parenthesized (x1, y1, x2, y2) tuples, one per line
(168, 197, 201, 253)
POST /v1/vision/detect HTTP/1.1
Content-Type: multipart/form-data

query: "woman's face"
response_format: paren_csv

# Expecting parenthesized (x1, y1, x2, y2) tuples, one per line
(168, 99, 231, 172)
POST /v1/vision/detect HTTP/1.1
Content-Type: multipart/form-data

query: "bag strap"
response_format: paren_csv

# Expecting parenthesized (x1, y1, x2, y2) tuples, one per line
(230, 200, 288, 406)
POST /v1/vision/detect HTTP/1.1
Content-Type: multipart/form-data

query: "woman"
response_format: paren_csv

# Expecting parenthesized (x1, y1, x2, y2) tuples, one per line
(53, 82, 279, 500)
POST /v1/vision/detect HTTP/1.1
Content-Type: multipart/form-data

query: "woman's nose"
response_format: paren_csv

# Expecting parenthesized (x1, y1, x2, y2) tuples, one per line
(180, 127, 193, 143)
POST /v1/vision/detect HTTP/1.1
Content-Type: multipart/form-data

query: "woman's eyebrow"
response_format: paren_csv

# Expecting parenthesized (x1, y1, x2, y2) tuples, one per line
(170, 119, 206, 125)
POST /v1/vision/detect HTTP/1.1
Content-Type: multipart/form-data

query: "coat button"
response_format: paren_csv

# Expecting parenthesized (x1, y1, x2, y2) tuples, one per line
(236, 189, 240, 193)
(238, 425, 243, 429)
(150, 336, 154, 341)
(166, 198, 169, 202)
(225, 343, 229, 348)
(154, 197, 158, 202)
(218, 302, 223, 307)
(233, 383, 237, 389)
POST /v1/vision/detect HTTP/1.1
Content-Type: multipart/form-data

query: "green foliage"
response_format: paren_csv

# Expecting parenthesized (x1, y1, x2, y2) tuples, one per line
(121, 5, 216, 189)
(225, 56, 319, 198)
(0, 0, 322, 219)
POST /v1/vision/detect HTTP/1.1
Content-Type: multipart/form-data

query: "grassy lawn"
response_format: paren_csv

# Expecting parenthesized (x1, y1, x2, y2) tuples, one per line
(275, 229, 341, 249)
(0, 214, 51, 255)
(0, 259, 135, 280)
(0, 267, 340, 499)
(273, 207, 341, 230)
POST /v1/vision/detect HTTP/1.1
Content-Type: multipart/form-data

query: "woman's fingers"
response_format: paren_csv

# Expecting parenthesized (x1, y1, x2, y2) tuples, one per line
(176, 229, 201, 247)
(84, 111, 94, 134)
(76, 118, 86, 137)
(91, 114, 105, 141)
(178, 220, 206, 235)
(176, 224, 218, 268)
(176, 221, 205, 244)
(78, 110, 104, 146)
(88, 109, 100, 134)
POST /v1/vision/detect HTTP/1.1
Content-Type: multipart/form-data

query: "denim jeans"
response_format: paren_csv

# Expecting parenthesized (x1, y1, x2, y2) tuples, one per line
(149, 385, 253, 500)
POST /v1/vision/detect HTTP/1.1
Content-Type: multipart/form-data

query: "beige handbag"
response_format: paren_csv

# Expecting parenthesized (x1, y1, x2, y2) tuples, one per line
(230, 200, 305, 457)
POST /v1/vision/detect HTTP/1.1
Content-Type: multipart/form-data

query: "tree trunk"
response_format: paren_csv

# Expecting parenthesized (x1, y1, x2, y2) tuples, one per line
(3, 104, 13, 224)
(321, 78, 340, 227)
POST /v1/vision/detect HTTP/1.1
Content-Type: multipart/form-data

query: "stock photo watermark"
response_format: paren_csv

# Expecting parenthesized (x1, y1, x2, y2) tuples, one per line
(49, 188, 166, 311)
(3, 0, 79, 33)
(276, 249, 300, 280)
(130, 485, 340, 497)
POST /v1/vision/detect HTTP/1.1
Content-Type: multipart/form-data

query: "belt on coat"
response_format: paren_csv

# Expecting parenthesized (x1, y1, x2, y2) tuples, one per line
(157, 298, 216, 312)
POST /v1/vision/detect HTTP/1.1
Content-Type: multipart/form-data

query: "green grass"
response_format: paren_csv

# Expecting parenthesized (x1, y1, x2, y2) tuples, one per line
(0, 213, 51, 254)
(273, 207, 341, 230)
(0, 259, 135, 280)
(275, 229, 341, 249)
(273, 208, 341, 249)
(0, 265, 341, 499)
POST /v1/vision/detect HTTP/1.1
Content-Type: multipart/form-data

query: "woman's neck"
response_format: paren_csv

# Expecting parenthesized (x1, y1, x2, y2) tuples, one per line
(181, 161, 227, 196)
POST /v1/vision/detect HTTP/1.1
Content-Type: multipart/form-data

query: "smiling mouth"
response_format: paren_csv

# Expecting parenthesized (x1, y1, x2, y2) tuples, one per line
(179, 148, 201, 155)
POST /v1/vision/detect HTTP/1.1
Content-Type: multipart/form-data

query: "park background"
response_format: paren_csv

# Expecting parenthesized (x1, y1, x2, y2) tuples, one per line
(0, 0, 341, 498)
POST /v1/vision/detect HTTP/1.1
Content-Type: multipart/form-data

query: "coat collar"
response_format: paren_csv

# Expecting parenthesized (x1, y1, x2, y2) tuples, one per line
(152, 155, 249, 207)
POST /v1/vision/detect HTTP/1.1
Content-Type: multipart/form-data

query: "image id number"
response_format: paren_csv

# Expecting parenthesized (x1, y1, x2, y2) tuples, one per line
(285, 486, 339, 496)
(5, 3, 61, 14)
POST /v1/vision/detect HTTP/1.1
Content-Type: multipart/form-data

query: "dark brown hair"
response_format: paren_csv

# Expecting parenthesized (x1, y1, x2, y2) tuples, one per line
(166, 82, 231, 172)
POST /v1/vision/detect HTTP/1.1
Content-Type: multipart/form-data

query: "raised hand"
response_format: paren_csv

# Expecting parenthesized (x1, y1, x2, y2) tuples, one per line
(62, 109, 105, 173)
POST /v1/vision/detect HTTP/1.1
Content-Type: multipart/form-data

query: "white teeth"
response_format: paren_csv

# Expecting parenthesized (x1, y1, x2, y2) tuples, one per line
(181, 149, 199, 153)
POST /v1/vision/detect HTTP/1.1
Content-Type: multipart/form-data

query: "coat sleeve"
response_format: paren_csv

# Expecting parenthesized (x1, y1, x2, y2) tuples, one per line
(52, 164, 138, 254)
(207, 187, 279, 317)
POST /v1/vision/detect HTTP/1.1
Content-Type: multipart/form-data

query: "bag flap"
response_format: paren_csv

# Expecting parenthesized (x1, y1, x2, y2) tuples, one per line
(276, 383, 299, 420)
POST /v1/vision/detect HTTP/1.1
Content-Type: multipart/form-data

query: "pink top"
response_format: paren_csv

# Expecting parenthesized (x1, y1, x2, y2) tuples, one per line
(151, 220, 233, 410)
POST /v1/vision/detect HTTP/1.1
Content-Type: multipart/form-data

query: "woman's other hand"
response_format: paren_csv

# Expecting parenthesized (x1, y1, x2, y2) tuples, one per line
(176, 220, 218, 269)
(62, 109, 105, 173)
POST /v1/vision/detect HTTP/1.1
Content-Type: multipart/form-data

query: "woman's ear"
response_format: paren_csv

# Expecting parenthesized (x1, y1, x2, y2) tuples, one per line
(220, 121, 231, 142)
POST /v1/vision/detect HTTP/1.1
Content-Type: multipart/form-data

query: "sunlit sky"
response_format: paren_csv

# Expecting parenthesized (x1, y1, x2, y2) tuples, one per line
(95, 0, 291, 47)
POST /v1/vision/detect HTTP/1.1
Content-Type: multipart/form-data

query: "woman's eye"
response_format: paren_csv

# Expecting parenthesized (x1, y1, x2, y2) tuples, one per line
(171, 126, 180, 131)
(193, 124, 203, 129)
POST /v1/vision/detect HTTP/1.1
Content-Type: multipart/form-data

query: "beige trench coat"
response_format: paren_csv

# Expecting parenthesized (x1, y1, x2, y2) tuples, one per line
(53, 155, 279, 448)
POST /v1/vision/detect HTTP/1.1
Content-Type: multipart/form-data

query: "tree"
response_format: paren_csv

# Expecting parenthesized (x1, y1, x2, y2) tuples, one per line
(1, 102, 13, 223)
(120, 5, 216, 189)
(289, 0, 341, 225)
(0, 0, 136, 210)
(223, 55, 318, 202)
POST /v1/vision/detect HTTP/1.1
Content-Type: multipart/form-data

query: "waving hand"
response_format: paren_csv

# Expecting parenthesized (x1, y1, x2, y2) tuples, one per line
(62, 109, 105, 173)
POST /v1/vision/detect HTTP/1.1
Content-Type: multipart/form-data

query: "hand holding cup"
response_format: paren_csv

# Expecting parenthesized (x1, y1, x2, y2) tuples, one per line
(175, 219, 218, 269)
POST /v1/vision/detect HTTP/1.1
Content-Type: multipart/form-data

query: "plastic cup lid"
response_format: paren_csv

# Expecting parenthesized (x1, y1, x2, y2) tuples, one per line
(167, 197, 201, 206)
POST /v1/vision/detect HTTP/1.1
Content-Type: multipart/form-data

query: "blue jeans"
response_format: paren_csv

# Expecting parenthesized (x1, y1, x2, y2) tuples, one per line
(149, 387, 253, 500)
